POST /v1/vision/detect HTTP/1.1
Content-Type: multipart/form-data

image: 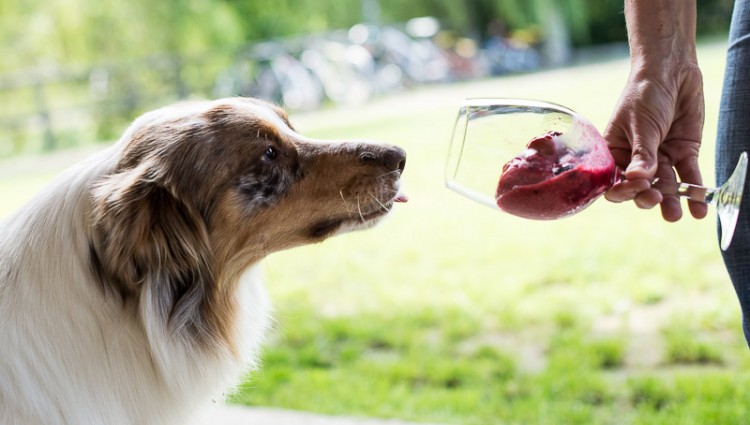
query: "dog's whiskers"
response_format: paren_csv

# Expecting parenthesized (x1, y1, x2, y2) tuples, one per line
(369, 193, 389, 212)
(377, 170, 402, 179)
(339, 188, 355, 213)
(356, 197, 365, 222)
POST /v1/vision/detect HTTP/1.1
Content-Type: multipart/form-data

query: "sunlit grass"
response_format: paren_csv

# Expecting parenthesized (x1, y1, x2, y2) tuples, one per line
(2, 41, 749, 424)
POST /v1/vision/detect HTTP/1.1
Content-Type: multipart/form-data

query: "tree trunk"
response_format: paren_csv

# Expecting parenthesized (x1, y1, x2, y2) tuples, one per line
(537, 0, 573, 66)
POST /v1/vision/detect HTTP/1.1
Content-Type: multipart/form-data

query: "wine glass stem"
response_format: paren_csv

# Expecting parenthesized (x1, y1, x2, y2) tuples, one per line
(651, 180, 716, 205)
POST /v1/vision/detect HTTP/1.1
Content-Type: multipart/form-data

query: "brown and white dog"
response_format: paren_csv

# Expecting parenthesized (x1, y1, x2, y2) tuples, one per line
(0, 97, 406, 425)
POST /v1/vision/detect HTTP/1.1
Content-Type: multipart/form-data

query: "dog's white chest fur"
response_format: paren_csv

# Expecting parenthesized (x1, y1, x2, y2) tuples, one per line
(0, 173, 271, 424)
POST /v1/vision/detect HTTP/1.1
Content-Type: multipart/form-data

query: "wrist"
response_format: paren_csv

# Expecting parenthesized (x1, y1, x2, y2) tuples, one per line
(629, 49, 700, 85)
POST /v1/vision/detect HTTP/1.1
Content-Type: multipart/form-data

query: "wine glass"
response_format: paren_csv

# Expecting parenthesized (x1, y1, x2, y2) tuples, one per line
(445, 98, 748, 251)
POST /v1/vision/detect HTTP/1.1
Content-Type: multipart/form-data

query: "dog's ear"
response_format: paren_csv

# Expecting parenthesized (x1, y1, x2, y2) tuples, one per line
(90, 164, 216, 340)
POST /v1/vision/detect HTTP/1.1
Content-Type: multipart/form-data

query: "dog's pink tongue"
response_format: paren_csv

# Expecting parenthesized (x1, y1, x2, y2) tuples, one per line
(395, 193, 409, 203)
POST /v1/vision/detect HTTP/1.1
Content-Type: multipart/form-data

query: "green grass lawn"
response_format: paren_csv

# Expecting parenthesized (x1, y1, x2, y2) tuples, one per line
(3, 40, 750, 424)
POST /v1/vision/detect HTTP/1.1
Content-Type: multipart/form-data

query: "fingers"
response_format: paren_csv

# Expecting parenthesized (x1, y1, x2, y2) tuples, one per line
(605, 177, 651, 203)
(674, 156, 709, 219)
(604, 122, 664, 210)
(652, 159, 682, 222)
(605, 154, 708, 222)
(606, 176, 663, 211)
(635, 188, 664, 211)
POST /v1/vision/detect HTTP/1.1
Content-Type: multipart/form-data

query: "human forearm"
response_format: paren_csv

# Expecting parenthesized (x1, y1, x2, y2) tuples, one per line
(624, 0, 698, 69)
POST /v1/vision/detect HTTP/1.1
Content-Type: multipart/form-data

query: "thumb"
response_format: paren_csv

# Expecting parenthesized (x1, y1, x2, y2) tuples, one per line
(626, 139, 658, 179)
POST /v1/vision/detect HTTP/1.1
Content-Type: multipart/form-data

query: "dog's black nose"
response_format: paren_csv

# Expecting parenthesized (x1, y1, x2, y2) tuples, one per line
(359, 146, 406, 173)
(360, 145, 406, 174)
(382, 146, 406, 173)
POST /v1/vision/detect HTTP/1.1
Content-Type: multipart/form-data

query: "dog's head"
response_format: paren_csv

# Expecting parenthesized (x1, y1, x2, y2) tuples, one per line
(89, 97, 406, 343)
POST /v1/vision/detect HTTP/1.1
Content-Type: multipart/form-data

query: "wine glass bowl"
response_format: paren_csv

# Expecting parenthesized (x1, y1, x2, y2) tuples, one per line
(445, 98, 747, 250)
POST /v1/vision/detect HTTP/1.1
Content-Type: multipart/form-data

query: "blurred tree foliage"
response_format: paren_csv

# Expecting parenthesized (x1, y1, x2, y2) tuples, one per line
(0, 0, 733, 155)
(0, 0, 244, 72)
(0, 0, 734, 72)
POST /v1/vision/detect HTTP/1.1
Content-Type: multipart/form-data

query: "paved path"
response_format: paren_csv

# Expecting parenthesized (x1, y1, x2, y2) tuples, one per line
(205, 404, 445, 425)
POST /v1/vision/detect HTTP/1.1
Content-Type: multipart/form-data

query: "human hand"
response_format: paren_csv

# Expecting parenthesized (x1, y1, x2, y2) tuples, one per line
(604, 62, 708, 222)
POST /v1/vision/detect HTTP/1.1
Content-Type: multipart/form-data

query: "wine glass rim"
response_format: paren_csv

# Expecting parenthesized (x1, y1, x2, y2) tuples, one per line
(459, 98, 578, 115)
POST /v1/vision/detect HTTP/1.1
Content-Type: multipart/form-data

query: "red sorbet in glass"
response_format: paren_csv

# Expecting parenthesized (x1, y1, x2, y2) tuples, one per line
(495, 131, 616, 220)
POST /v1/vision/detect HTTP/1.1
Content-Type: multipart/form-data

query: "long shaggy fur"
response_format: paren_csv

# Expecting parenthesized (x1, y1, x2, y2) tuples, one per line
(0, 97, 405, 425)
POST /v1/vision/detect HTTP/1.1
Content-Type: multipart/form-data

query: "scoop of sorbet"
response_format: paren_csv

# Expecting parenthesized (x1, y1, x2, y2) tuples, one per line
(495, 130, 616, 220)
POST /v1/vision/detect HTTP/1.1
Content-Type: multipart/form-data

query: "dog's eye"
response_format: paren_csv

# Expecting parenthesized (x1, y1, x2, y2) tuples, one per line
(264, 146, 277, 161)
